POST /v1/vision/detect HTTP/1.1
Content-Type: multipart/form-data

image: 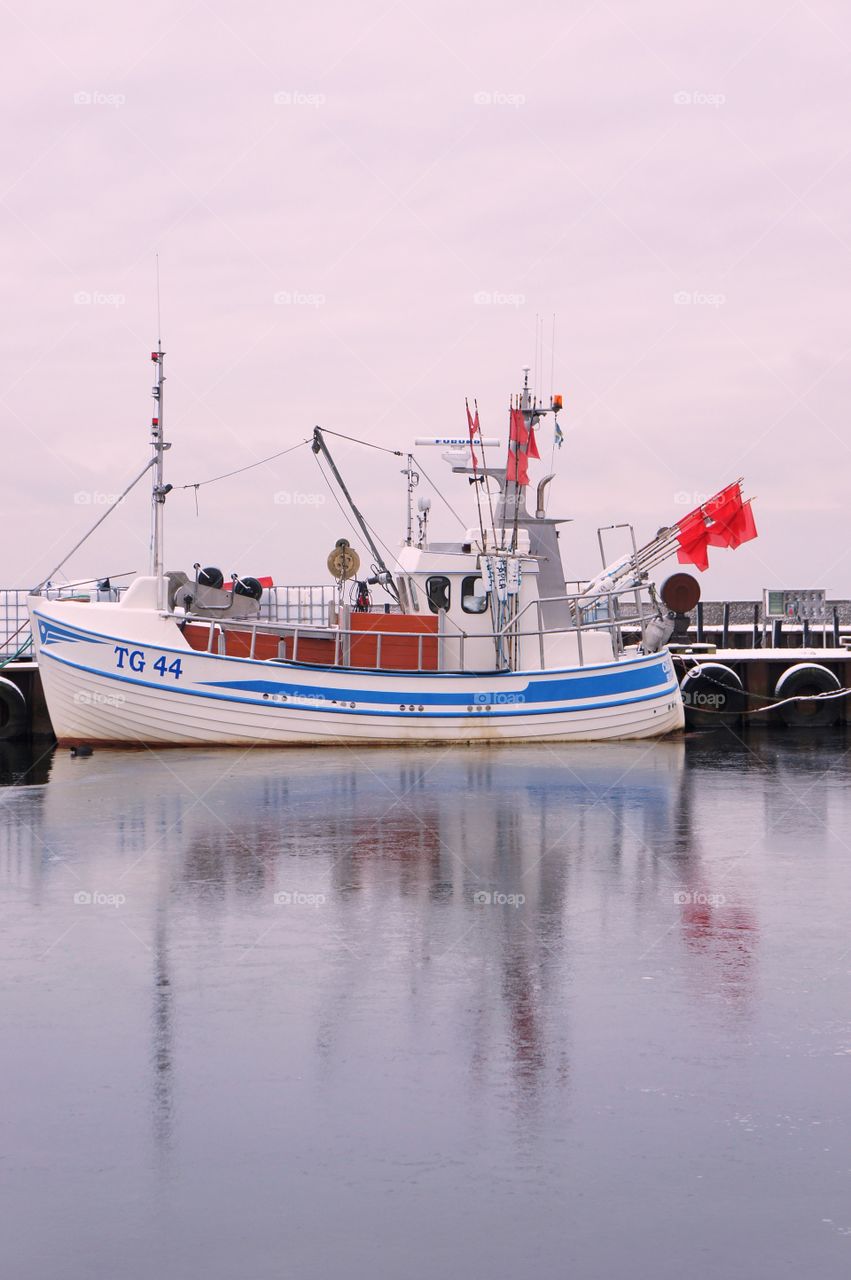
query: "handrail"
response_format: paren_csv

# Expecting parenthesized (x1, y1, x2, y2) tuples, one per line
(181, 592, 657, 641)
(496, 584, 657, 638)
(179, 602, 660, 674)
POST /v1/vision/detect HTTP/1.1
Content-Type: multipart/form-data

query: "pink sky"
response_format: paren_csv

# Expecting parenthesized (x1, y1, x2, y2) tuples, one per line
(2, 0, 850, 598)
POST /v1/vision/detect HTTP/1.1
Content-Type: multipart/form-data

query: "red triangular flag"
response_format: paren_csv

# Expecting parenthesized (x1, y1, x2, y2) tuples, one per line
(727, 498, 757, 548)
(704, 483, 743, 548)
(465, 402, 479, 474)
(506, 407, 530, 485)
(676, 511, 710, 572)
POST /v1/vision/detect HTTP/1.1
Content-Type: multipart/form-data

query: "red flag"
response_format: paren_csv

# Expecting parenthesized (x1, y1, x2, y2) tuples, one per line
(704, 483, 743, 548)
(527, 424, 540, 460)
(676, 511, 710, 572)
(507, 407, 532, 485)
(465, 402, 479, 474)
(727, 498, 757, 547)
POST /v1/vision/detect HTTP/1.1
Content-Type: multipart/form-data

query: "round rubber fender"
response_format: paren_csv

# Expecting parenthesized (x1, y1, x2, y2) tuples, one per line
(773, 662, 841, 728)
(0, 676, 27, 741)
(680, 662, 745, 729)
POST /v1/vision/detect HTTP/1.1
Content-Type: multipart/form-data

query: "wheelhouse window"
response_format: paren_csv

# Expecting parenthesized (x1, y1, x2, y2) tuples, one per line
(461, 575, 488, 614)
(425, 576, 451, 614)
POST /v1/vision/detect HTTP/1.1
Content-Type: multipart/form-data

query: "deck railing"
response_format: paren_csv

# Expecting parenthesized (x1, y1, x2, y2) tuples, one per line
(181, 582, 662, 674)
(1, 590, 32, 660)
(0, 583, 336, 657)
(2, 581, 655, 669)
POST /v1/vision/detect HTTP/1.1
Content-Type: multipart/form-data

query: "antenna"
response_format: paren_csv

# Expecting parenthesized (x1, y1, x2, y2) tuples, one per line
(549, 313, 556, 405)
(402, 453, 420, 547)
(540, 315, 546, 402)
(150, 257, 172, 611)
(156, 253, 162, 344)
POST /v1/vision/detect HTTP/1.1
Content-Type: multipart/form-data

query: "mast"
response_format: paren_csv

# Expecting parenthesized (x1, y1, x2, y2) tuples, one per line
(150, 342, 171, 609)
(402, 453, 419, 547)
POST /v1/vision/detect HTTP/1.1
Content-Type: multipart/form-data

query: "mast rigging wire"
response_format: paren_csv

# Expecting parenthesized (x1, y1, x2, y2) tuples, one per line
(312, 453, 409, 585)
(33, 458, 157, 593)
(177, 439, 311, 491)
(409, 455, 467, 531)
(318, 428, 403, 457)
(175, 427, 400, 497)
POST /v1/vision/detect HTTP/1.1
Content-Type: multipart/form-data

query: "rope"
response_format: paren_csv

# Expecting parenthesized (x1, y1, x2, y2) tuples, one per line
(410, 455, 467, 530)
(33, 458, 156, 593)
(0, 635, 32, 667)
(313, 454, 365, 548)
(679, 659, 851, 716)
(177, 438, 310, 490)
(319, 429, 403, 457)
(312, 454, 406, 607)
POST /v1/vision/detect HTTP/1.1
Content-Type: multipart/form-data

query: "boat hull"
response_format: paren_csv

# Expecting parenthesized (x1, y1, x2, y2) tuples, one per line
(30, 603, 685, 745)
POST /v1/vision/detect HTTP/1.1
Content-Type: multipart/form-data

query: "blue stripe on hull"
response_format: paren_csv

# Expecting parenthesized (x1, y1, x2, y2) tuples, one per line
(38, 648, 679, 720)
(200, 661, 670, 706)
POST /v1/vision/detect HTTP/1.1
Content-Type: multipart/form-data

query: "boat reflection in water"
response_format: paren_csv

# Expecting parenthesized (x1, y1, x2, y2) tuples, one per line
(35, 740, 758, 1124)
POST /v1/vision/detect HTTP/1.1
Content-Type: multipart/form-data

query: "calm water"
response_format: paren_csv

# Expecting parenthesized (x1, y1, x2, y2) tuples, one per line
(1, 734, 850, 1279)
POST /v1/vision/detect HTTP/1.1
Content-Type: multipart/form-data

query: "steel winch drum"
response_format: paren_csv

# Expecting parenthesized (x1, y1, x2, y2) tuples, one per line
(197, 566, 224, 589)
(233, 576, 264, 601)
(660, 572, 701, 615)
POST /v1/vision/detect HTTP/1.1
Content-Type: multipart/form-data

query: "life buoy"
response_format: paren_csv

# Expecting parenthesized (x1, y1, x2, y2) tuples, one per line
(773, 663, 841, 728)
(680, 662, 745, 728)
(0, 676, 27, 741)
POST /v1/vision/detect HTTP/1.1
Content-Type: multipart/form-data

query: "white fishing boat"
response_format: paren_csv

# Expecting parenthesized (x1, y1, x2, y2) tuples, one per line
(27, 346, 754, 747)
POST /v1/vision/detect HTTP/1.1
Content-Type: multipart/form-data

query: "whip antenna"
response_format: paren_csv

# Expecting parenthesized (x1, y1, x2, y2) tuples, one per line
(156, 252, 162, 344)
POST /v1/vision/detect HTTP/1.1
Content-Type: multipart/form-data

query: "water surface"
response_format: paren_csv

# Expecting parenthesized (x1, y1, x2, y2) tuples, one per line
(1, 734, 849, 1278)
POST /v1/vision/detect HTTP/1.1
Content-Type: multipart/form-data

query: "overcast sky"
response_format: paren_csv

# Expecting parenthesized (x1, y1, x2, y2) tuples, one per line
(3, 0, 850, 600)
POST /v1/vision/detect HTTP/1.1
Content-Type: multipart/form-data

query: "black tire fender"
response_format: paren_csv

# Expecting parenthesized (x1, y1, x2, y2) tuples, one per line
(680, 662, 745, 728)
(0, 676, 27, 741)
(774, 663, 841, 728)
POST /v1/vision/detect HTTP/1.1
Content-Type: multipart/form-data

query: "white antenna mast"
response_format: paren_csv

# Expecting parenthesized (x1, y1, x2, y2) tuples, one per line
(402, 453, 419, 546)
(150, 256, 172, 610)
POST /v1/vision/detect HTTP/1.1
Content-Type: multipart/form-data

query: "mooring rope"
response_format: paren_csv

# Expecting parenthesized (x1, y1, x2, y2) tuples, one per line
(678, 658, 851, 716)
(0, 634, 33, 668)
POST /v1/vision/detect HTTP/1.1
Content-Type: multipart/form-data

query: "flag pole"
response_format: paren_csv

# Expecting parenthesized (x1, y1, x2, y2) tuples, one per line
(465, 398, 488, 555)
